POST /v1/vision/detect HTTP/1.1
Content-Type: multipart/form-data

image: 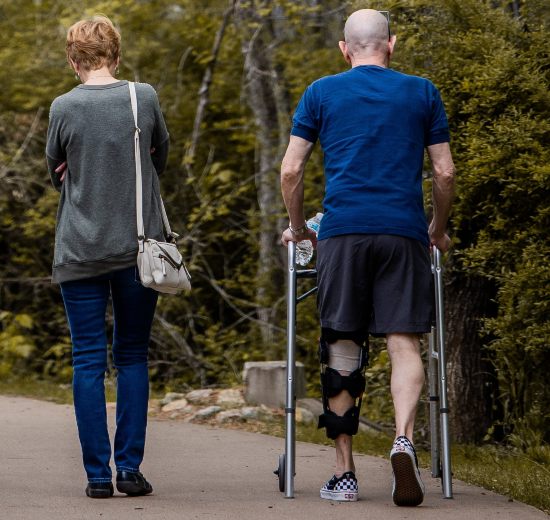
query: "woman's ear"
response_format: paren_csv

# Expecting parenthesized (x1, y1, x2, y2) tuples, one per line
(68, 57, 79, 74)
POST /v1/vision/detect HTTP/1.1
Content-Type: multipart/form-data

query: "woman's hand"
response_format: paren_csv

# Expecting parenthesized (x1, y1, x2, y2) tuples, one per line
(55, 161, 68, 182)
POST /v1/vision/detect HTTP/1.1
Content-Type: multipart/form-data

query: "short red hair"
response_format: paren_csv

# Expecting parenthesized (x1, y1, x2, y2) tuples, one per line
(66, 15, 121, 71)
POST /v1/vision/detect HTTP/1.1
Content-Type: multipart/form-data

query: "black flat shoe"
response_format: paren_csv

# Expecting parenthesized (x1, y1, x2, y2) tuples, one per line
(85, 482, 114, 499)
(116, 470, 153, 496)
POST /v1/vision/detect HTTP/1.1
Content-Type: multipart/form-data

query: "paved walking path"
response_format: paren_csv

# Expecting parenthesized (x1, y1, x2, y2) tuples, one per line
(0, 395, 546, 520)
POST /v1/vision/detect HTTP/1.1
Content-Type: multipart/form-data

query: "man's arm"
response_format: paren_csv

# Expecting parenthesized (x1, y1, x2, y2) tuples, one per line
(280, 135, 316, 246)
(427, 142, 455, 252)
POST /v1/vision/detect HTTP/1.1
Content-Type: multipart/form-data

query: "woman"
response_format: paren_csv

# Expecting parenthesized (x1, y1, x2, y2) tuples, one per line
(46, 15, 169, 498)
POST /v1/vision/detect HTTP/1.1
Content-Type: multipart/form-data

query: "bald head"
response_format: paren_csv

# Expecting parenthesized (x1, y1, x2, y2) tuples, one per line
(344, 9, 390, 57)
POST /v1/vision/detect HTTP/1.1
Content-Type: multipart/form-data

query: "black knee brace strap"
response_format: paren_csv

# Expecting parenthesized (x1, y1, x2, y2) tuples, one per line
(318, 406, 361, 440)
(321, 367, 366, 399)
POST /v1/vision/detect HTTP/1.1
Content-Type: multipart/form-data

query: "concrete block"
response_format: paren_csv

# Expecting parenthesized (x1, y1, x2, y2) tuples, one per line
(242, 361, 306, 408)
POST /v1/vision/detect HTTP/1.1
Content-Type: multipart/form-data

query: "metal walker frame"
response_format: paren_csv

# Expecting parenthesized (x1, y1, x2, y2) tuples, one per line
(276, 241, 453, 499)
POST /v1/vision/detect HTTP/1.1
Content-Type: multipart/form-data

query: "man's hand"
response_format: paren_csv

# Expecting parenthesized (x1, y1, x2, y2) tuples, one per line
(428, 221, 451, 252)
(55, 161, 67, 182)
(281, 226, 318, 248)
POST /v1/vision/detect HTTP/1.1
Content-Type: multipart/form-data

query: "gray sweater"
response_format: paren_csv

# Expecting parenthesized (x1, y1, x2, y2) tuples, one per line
(46, 81, 169, 283)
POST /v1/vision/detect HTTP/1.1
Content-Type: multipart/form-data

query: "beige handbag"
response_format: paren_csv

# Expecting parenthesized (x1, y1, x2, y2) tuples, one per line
(129, 82, 191, 294)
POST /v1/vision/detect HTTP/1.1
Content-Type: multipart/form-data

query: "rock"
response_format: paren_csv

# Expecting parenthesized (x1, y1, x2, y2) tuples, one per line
(161, 398, 189, 413)
(194, 405, 221, 418)
(216, 388, 245, 406)
(297, 398, 384, 434)
(296, 406, 315, 424)
(216, 409, 244, 423)
(160, 392, 185, 406)
(148, 399, 161, 414)
(243, 361, 306, 408)
(241, 406, 261, 419)
(297, 398, 323, 417)
(185, 389, 214, 404)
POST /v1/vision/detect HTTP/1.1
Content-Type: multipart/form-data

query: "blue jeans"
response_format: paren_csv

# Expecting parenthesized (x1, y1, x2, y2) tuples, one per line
(60, 267, 158, 483)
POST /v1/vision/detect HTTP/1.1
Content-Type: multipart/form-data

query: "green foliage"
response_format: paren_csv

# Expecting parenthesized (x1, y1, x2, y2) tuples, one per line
(0, 311, 36, 376)
(362, 341, 394, 425)
(0, 0, 548, 453)
(398, 0, 550, 440)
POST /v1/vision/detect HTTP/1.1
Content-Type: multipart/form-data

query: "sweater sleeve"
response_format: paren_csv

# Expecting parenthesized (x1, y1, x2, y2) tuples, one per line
(45, 100, 66, 191)
(151, 90, 169, 175)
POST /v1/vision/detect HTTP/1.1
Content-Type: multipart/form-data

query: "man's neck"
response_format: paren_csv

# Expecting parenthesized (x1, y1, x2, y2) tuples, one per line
(350, 56, 389, 68)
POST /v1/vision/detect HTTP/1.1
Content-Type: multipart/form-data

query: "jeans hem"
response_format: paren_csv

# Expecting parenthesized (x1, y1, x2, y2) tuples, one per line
(117, 466, 140, 473)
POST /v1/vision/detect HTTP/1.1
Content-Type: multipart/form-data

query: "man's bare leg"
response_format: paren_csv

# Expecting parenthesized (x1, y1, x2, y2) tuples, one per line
(387, 333, 426, 506)
(329, 391, 355, 475)
(387, 333, 425, 440)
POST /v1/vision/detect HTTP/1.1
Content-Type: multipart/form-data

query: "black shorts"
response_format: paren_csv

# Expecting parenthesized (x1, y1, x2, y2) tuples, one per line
(316, 234, 434, 338)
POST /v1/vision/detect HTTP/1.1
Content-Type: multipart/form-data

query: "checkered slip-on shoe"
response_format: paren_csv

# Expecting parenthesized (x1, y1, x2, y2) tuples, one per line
(390, 436, 425, 506)
(320, 471, 358, 501)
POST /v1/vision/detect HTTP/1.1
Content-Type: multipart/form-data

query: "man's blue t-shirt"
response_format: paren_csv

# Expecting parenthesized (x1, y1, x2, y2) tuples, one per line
(291, 65, 450, 246)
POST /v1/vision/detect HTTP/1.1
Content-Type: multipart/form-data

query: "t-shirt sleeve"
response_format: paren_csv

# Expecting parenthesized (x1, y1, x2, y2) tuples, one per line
(426, 83, 450, 146)
(46, 100, 66, 191)
(291, 84, 320, 143)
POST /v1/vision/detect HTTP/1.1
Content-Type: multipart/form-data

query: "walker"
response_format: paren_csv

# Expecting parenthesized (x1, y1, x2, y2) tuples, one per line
(275, 242, 453, 499)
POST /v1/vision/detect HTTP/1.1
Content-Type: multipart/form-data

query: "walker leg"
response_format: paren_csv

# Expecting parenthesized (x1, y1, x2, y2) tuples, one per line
(432, 246, 453, 498)
(428, 327, 441, 478)
(284, 241, 297, 498)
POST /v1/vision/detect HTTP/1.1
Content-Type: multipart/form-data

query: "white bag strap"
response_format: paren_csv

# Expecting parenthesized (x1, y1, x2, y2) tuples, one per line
(129, 81, 173, 243)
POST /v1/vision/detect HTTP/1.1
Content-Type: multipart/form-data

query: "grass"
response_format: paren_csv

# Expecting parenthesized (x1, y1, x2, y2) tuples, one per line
(238, 417, 550, 513)
(2, 379, 548, 514)
(0, 376, 115, 404)
(292, 423, 550, 514)
(437, 442, 550, 514)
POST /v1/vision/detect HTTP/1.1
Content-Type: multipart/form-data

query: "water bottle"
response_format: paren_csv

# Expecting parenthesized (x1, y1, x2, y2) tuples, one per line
(295, 212, 323, 266)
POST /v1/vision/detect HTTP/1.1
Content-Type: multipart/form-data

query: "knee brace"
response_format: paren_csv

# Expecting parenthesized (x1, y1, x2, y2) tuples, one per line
(317, 336, 369, 440)
(318, 406, 361, 440)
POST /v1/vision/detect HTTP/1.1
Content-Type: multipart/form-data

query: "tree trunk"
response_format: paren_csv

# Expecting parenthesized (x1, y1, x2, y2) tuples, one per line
(185, 2, 236, 164)
(444, 261, 497, 443)
(236, 4, 289, 348)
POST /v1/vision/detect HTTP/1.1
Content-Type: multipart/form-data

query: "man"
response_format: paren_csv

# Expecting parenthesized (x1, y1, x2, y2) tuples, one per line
(280, 9, 455, 506)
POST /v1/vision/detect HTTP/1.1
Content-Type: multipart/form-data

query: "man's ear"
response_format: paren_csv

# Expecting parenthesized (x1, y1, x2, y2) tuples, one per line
(338, 40, 352, 64)
(388, 35, 397, 57)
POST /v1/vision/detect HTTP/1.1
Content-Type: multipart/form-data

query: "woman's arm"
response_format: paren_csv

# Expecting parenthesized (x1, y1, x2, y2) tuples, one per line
(150, 88, 169, 176)
(151, 139, 169, 176)
(46, 157, 65, 191)
(46, 101, 66, 191)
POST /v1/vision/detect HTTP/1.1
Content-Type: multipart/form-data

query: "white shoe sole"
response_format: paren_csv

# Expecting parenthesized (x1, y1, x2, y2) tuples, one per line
(320, 489, 358, 502)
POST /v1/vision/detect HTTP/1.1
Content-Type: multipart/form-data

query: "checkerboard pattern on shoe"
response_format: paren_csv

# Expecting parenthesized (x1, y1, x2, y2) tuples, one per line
(320, 471, 358, 501)
(390, 435, 425, 506)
